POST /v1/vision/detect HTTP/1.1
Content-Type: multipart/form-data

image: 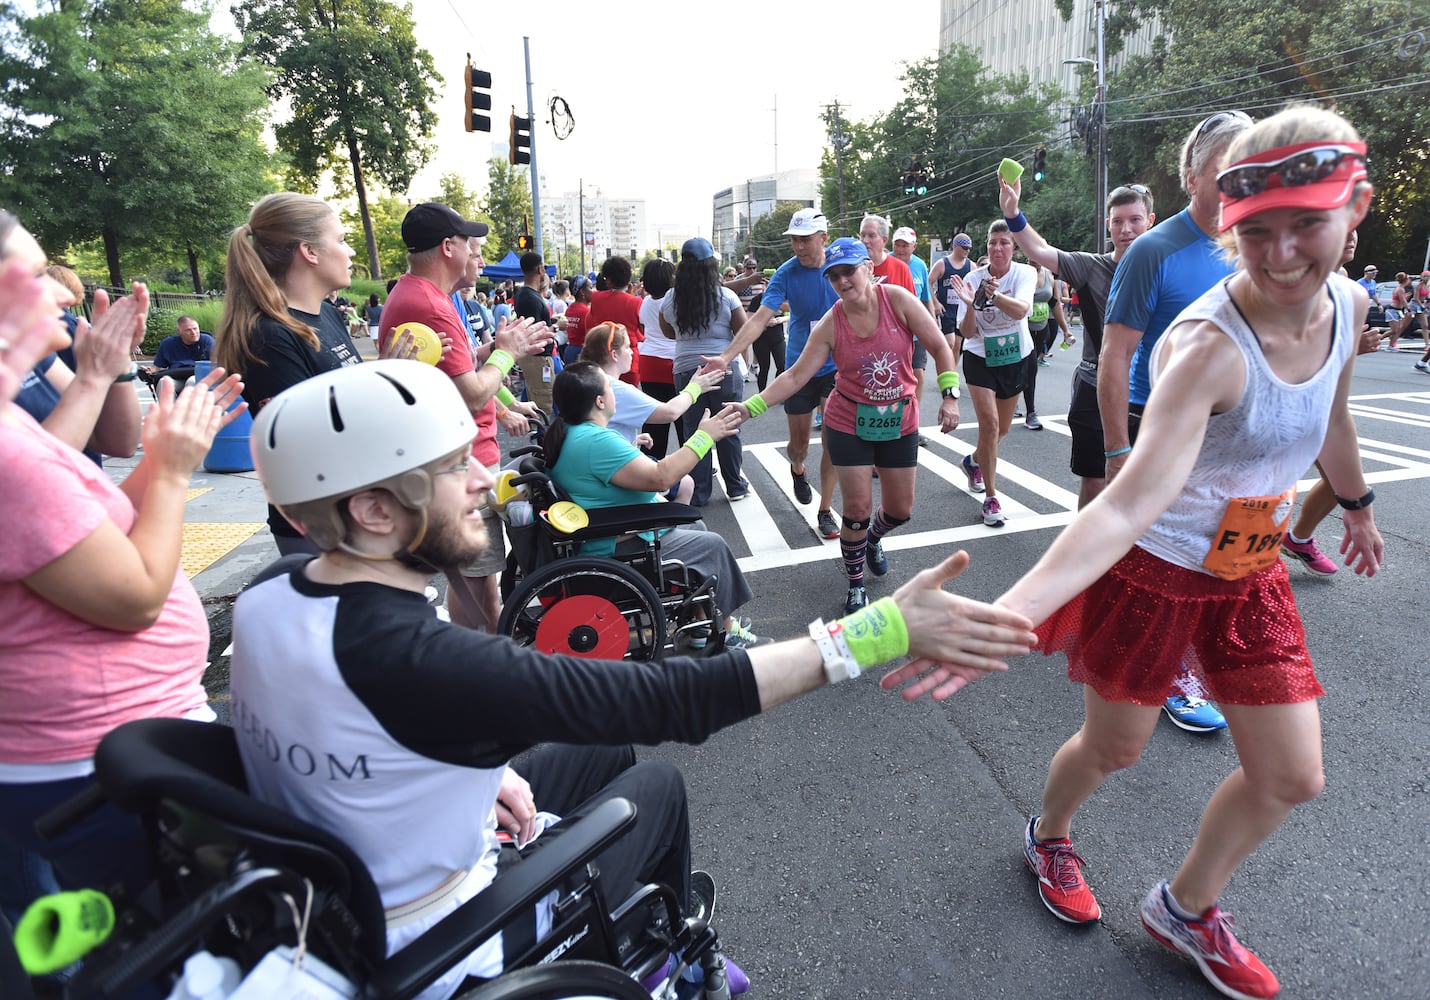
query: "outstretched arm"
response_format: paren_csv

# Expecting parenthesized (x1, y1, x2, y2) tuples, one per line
(998, 176, 1062, 274)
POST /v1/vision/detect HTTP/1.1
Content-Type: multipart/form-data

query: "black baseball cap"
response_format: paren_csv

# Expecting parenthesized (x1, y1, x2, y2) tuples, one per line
(401, 202, 489, 253)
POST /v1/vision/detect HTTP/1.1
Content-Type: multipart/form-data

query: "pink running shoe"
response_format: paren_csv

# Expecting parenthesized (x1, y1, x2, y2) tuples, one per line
(1140, 881, 1279, 999)
(1281, 535, 1337, 575)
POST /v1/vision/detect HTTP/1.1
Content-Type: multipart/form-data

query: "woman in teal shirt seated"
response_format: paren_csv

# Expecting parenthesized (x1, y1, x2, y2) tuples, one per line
(544, 363, 764, 648)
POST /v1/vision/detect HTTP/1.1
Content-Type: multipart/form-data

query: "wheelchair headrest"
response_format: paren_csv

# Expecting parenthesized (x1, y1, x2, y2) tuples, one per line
(93, 719, 388, 964)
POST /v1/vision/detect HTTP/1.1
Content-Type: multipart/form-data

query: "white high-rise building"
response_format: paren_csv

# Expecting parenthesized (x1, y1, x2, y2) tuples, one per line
(538, 187, 648, 266)
(938, 1, 1158, 98)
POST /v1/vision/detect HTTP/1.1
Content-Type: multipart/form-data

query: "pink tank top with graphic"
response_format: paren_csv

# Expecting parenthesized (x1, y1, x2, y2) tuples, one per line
(824, 284, 920, 437)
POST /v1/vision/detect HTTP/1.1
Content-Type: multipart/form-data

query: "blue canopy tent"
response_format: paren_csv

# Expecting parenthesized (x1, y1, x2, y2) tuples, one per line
(483, 250, 556, 281)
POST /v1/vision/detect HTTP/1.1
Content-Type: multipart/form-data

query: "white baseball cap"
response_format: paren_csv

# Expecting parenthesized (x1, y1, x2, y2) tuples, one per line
(783, 208, 829, 236)
(892, 227, 917, 244)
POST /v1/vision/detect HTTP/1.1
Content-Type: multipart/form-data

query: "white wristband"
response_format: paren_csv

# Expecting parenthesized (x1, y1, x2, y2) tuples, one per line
(809, 617, 859, 684)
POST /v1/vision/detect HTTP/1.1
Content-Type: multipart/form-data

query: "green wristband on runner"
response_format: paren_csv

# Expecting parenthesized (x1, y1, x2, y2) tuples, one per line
(834, 597, 910, 667)
(744, 394, 768, 418)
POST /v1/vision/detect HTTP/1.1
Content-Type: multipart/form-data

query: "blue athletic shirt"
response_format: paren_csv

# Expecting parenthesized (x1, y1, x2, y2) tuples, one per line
(762, 256, 838, 375)
(906, 255, 930, 303)
(1106, 208, 1233, 406)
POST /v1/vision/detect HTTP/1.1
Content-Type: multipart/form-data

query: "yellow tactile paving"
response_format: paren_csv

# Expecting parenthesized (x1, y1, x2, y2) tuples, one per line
(180, 523, 264, 579)
(185, 487, 212, 502)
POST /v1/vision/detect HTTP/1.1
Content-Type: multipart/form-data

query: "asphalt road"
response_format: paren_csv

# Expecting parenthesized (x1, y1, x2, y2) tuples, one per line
(636, 345, 1430, 1000)
(189, 340, 1430, 999)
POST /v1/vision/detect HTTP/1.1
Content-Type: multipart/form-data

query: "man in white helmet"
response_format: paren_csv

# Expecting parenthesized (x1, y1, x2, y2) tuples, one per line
(232, 360, 1035, 1000)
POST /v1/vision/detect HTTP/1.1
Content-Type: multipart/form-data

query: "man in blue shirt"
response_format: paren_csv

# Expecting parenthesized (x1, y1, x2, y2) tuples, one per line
(142, 314, 213, 389)
(1100, 109, 1252, 734)
(704, 209, 842, 539)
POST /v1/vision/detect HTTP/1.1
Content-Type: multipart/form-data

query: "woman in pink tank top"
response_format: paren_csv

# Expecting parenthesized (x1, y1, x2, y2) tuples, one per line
(725, 238, 961, 615)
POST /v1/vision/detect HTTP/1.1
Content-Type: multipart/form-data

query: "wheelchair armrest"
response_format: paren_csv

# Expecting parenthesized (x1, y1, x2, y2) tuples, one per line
(371, 797, 637, 1000)
(563, 503, 703, 542)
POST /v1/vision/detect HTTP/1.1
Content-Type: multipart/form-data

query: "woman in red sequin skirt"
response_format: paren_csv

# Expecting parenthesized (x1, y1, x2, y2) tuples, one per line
(884, 105, 1385, 1000)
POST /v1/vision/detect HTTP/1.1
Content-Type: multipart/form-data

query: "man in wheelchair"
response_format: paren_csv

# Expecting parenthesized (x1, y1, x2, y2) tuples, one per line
(229, 361, 1035, 998)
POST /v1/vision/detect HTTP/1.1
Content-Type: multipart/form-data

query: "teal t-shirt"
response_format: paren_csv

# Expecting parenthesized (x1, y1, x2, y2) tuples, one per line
(549, 421, 660, 557)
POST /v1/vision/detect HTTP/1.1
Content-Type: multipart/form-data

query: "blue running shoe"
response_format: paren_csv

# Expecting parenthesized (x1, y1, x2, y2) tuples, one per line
(1163, 694, 1227, 732)
(867, 539, 888, 576)
(844, 584, 868, 614)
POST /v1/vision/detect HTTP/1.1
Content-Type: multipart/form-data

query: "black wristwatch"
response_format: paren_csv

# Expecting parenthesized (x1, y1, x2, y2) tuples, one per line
(1336, 489, 1375, 510)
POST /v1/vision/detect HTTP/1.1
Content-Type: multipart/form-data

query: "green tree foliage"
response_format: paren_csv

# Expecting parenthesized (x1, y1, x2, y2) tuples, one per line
(1080, 0, 1430, 270)
(233, 0, 440, 281)
(0, 0, 273, 289)
(340, 192, 409, 281)
(818, 47, 1064, 247)
(483, 156, 533, 261)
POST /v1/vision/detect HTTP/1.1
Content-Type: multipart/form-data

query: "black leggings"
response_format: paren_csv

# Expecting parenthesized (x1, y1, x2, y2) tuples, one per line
(640, 381, 682, 458)
(1021, 327, 1055, 411)
(501, 743, 691, 963)
(751, 324, 786, 391)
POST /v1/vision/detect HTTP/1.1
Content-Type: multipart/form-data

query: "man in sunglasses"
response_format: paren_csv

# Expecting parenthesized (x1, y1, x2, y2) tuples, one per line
(997, 178, 1155, 508)
(1098, 109, 1252, 735)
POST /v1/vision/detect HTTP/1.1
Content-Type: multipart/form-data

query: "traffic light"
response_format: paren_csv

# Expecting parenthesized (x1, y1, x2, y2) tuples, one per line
(509, 111, 531, 166)
(463, 60, 491, 133)
(516, 233, 531, 251)
(903, 156, 928, 196)
(1033, 146, 1047, 182)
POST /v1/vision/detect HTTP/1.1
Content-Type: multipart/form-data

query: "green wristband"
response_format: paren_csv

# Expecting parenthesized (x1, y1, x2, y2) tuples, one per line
(485, 349, 515, 376)
(496, 386, 516, 407)
(14, 889, 115, 974)
(113, 372, 137, 383)
(681, 381, 703, 404)
(684, 429, 715, 460)
(835, 597, 910, 668)
(744, 393, 768, 418)
(937, 370, 960, 392)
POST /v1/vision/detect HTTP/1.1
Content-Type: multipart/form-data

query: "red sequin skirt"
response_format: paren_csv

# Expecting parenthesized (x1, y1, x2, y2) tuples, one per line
(1035, 545, 1323, 706)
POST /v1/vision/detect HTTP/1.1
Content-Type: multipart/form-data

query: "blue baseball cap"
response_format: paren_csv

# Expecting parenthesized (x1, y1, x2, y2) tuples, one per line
(681, 237, 715, 260)
(821, 237, 870, 277)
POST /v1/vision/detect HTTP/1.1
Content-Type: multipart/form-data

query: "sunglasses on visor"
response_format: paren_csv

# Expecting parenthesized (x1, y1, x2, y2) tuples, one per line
(1216, 146, 1366, 199)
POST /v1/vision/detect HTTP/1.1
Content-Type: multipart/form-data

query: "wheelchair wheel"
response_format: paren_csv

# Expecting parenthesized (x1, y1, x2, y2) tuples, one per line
(498, 557, 666, 661)
(455, 960, 650, 1000)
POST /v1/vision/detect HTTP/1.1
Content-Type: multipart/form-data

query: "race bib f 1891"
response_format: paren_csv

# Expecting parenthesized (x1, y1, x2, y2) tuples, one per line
(1202, 488, 1296, 581)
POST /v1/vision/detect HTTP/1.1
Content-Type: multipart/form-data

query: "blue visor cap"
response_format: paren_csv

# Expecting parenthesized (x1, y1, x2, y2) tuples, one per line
(821, 237, 870, 277)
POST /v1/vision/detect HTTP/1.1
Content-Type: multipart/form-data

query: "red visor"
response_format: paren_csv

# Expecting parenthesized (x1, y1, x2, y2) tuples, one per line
(1217, 141, 1368, 231)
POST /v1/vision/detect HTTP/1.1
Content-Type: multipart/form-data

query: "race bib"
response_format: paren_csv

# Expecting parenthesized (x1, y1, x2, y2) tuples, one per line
(984, 333, 1022, 368)
(1202, 488, 1297, 581)
(1030, 301, 1050, 324)
(855, 399, 907, 441)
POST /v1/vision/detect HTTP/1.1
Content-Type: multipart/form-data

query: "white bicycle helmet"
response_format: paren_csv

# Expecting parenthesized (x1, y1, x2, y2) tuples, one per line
(251, 360, 476, 551)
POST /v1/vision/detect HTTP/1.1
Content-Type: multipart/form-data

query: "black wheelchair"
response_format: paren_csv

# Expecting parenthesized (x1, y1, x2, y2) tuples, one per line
(497, 447, 725, 662)
(8, 719, 735, 1000)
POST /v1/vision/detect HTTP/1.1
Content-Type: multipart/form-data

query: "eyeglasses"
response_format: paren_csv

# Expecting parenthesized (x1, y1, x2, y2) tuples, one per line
(1216, 145, 1366, 199)
(1194, 109, 1253, 140)
(434, 457, 471, 478)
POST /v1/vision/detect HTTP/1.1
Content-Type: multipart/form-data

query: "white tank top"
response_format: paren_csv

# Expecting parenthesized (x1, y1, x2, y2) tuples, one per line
(1136, 273, 1358, 575)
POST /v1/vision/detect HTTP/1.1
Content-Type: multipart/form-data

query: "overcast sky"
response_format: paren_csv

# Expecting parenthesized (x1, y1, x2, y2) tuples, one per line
(391, 2, 940, 240)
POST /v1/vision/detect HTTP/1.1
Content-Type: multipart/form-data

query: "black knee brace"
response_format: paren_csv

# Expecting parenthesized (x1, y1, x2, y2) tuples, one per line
(880, 512, 911, 529)
(842, 515, 869, 532)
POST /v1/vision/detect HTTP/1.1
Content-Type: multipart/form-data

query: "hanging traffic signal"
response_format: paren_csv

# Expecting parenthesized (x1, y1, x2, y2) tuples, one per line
(509, 112, 532, 165)
(904, 155, 928, 196)
(516, 233, 531, 251)
(1033, 146, 1047, 182)
(463, 60, 491, 133)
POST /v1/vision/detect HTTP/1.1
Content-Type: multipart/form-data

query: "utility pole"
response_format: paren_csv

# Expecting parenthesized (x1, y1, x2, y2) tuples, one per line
(1065, 0, 1107, 251)
(825, 101, 849, 229)
(523, 37, 542, 258)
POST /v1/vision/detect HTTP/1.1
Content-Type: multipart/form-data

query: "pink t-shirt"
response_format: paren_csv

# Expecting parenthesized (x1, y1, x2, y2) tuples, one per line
(380, 273, 499, 467)
(824, 284, 920, 438)
(0, 408, 209, 764)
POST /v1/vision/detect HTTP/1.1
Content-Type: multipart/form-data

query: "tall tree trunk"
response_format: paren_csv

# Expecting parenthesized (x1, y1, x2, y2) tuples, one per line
(348, 133, 381, 281)
(187, 242, 203, 293)
(102, 224, 123, 288)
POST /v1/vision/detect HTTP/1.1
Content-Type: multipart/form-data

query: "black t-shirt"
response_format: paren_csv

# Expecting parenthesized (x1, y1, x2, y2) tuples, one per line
(241, 302, 362, 536)
(513, 285, 555, 356)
